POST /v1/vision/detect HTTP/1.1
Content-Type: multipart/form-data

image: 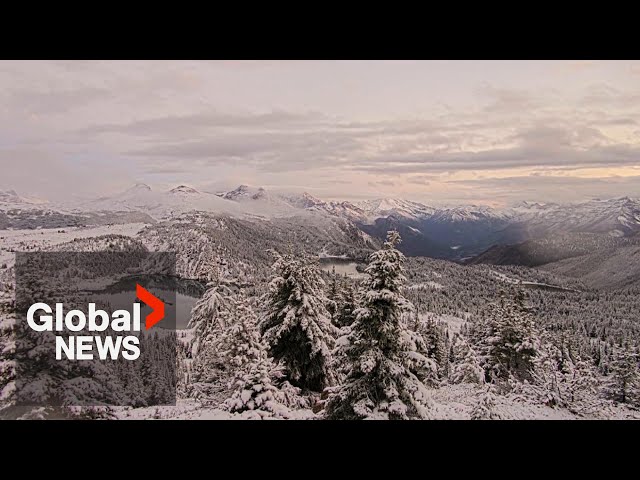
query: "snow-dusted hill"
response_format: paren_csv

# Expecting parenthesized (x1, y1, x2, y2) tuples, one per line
(0, 189, 50, 210)
(542, 242, 640, 290)
(85, 184, 241, 219)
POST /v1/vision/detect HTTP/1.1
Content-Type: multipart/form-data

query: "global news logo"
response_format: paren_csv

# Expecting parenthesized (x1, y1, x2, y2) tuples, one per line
(25, 284, 165, 361)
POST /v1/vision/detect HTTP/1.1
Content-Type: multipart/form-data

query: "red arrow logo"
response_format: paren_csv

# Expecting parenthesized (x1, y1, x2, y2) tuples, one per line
(136, 284, 165, 330)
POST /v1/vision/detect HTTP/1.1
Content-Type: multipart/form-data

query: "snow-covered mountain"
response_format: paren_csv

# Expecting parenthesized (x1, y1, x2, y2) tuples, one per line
(5, 182, 640, 261)
(85, 184, 240, 219)
(216, 185, 299, 216)
(219, 184, 264, 201)
(218, 186, 371, 221)
(508, 196, 640, 237)
(429, 205, 509, 223)
(277, 192, 368, 222)
(356, 198, 436, 222)
(168, 185, 202, 196)
(278, 191, 326, 209)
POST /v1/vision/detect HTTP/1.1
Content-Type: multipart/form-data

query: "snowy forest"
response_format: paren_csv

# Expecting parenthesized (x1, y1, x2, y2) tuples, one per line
(2, 220, 638, 420)
(177, 230, 640, 419)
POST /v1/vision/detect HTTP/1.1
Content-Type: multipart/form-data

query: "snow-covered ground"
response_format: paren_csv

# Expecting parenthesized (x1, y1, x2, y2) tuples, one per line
(113, 384, 640, 420)
(115, 399, 316, 420)
(429, 384, 640, 420)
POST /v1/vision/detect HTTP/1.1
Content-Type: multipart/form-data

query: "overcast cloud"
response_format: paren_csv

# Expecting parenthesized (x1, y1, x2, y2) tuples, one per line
(1, 60, 639, 206)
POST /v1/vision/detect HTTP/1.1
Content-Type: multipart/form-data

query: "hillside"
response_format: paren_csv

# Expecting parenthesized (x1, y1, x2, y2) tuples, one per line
(542, 243, 640, 290)
(468, 232, 638, 267)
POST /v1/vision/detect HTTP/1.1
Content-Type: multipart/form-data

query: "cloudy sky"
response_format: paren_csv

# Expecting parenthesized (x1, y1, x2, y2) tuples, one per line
(1, 60, 639, 206)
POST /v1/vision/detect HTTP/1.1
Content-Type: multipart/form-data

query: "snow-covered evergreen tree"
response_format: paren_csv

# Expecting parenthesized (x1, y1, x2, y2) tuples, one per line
(216, 296, 266, 377)
(188, 279, 241, 400)
(225, 359, 287, 415)
(221, 295, 301, 416)
(325, 231, 433, 420)
(188, 280, 235, 356)
(471, 386, 501, 420)
(451, 335, 485, 385)
(523, 337, 600, 412)
(418, 317, 450, 381)
(469, 290, 540, 384)
(260, 252, 339, 391)
(328, 274, 358, 328)
(603, 344, 639, 406)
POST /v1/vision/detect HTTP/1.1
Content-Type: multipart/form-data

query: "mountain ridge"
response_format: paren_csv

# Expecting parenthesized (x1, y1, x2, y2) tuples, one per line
(5, 184, 640, 261)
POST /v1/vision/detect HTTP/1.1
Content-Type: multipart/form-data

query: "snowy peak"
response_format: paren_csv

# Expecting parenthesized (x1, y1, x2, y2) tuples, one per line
(217, 185, 299, 216)
(320, 201, 368, 222)
(280, 192, 327, 209)
(431, 205, 507, 223)
(169, 185, 201, 196)
(219, 185, 267, 201)
(80, 182, 239, 219)
(356, 198, 436, 221)
(300, 192, 325, 207)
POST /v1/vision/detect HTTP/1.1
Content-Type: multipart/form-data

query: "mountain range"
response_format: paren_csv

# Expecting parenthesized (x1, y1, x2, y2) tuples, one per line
(3, 184, 640, 261)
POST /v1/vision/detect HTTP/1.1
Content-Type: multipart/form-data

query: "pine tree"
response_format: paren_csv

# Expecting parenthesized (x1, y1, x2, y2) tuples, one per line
(188, 280, 235, 356)
(221, 296, 298, 416)
(216, 297, 265, 376)
(325, 231, 433, 420)
(418, 317, 450, 381)
(328, 275, 357, 328)
(260, 252, 338, 392)
(338, 281, 358, 328)
(326, 266, 339, 322)
(469, 290, 540, 384)
(188, 279, 240, 401)
(603, 345, 639, 406)
(471, 386, 501, 420)
(524, 337, 600, 412)
(451, 335, 485, 385)
(225, 359, 287, 415)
